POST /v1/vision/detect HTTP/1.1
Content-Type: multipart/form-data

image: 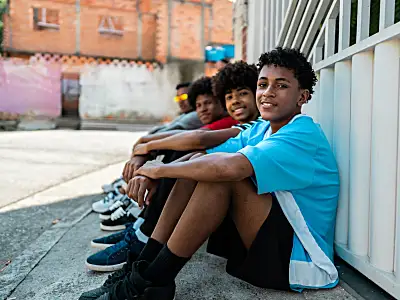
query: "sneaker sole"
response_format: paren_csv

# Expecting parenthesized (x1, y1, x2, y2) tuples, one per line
(85, 261, 126, 272)
(99, 214, 111, 220)
(100, 223, 126, 231)
(90, 241, 114, 250)
(92, 207, 111, 214)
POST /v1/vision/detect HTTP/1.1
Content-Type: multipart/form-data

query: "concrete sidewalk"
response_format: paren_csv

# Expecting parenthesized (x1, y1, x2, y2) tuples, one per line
(0, 167, 356, 300)
(2, 211, 356, 300)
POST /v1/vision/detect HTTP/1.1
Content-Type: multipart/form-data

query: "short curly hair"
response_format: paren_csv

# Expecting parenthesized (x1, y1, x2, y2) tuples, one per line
(257, 47, 317, 100)
(212, 61, 258, 108)
(188, 76, 214, 109)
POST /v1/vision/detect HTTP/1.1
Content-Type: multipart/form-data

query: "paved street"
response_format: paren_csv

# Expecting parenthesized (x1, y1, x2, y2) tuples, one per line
(0, 130, 142, 264)
(0, 130, 356, 300)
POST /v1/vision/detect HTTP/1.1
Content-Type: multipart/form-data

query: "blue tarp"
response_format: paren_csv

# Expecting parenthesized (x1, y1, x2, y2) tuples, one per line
(205, 45, 235, 62)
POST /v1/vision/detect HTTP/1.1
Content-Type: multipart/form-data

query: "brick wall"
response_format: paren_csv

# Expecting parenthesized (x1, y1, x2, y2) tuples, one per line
(4, 0, 233, 63)
(79, 6, 139, 58)
(6, 0, 77, 54)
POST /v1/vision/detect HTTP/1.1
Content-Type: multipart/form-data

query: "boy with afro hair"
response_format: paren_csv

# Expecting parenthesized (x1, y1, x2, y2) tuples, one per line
(132, 61, 260, 155)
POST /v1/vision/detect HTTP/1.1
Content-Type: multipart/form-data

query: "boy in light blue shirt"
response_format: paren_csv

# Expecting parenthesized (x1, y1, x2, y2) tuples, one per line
(100, 48, 340, 300)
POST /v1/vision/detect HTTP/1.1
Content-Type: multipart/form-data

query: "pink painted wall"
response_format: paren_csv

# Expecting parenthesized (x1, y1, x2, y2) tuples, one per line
(0, 60, 62, 117)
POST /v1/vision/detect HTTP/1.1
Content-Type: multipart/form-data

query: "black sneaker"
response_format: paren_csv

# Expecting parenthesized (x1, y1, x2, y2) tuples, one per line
(91, 223, 134, 250)
(97, 261, 176, 300)
(79, 251, 136, 300)
(99, 196, 132, 221)
(100, 203, 139, 231)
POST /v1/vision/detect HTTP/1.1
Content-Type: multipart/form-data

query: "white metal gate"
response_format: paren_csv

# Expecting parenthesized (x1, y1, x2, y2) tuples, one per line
(243, 0, 400, 298)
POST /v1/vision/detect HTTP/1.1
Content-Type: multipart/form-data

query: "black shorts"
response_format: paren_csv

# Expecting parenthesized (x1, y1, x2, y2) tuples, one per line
(207, 194, 294, 291)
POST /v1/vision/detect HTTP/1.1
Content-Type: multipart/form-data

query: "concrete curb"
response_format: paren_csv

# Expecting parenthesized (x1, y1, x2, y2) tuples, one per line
(0, 203, 94, 300)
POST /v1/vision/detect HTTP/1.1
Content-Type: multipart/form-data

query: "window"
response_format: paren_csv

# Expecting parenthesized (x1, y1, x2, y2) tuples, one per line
(33, 7, 60, 30)
(98, 16, 124, 36)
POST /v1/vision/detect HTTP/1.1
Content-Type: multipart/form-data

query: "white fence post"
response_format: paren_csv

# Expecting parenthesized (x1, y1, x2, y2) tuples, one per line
(333, 60, 352, 246)
(318, 68, 335, 146)
(348, 51, 374, 257)
(369, 40, 400, 272)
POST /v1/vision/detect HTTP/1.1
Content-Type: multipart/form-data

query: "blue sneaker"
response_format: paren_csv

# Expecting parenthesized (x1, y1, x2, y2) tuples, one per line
(91, 223, 134, 250)
(85, 228, 146, 272)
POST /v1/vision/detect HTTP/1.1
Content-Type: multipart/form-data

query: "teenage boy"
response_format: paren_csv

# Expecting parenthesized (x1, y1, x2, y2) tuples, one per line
(96, 48, 340, 300)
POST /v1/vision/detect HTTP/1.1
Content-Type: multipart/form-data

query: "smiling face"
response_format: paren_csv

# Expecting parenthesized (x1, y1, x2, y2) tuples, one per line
(195, 94, 225, 125)
(256, 65, 309, 132)
(225, 87, 258, 124)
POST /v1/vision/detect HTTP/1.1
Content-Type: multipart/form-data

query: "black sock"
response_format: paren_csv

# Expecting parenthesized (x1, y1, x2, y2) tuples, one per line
(137, 238, 163, 262)
(144, 245, 190, 285)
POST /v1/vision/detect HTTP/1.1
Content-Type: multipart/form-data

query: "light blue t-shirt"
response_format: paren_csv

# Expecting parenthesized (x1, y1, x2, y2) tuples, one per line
(207, 115, 340, 291)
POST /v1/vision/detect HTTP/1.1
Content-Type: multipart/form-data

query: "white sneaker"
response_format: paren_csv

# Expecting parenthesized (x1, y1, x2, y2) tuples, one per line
(92, 190, 124, 214)
(99, 196, 132, 220)
(101, 177, 126, 194)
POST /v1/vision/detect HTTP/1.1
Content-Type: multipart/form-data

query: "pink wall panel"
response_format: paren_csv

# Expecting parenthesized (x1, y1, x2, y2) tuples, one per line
(0, 60, 62, 117)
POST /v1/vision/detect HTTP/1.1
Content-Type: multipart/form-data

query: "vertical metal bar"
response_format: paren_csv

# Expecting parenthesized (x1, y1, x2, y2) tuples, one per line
(339, 0, 351, 51)
(356, 0, 371, 42)
(379, 0, 395, 31)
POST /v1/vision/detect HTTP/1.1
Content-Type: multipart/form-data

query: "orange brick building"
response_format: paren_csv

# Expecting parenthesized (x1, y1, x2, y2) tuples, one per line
(2, 0, 233, 65)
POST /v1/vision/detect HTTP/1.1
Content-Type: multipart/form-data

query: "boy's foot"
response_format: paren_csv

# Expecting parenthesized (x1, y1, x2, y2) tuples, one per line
(102, 177, 126, 194)
(97, 261, 175, 300)
(79, 251, 136, 300)
(100, 204, 139, 231)
(91, 223, 134, 250)
(99, 196, 132, 221)
(86, 230, 145, 272)
(92, 190, 124, 214)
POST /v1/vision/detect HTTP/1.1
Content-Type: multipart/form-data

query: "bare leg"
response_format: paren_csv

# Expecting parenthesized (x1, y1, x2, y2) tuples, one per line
(165, 179, 272, 257)
(151, 178, 197, 243)
(151, 152, 206, 243)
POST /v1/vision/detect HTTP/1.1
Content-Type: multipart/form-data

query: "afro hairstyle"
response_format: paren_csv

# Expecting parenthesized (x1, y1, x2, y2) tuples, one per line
(257, 47, 317, 100)
(188, 76, 214, 109)
(212, 61, 258, 108)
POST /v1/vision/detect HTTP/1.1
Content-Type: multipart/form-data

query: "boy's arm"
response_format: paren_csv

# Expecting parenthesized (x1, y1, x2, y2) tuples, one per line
(133, 128, 241, 155)
(134, 129, 186, 148)
(135, 152, 253, 182)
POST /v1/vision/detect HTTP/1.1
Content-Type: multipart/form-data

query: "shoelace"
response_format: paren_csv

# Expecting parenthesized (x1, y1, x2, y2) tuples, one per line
(102, 192, 115, 204)
(110, 207, 127, 221)
(108, 200, 124, 211)
(103, 266, 128, 287)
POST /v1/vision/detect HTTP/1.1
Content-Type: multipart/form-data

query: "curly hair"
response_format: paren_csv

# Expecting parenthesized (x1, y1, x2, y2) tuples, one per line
(257, 47, 317, 100)
(212, 61, 258, 108)
(188, 76, 213, 109)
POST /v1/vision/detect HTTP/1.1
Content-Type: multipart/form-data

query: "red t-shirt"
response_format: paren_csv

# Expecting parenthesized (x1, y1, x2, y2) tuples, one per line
(202, 116, 238, 130)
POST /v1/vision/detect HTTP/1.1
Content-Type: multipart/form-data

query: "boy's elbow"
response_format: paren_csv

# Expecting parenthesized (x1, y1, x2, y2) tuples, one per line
(221, 154, 252, 181)
(195, 132, 208, 149)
